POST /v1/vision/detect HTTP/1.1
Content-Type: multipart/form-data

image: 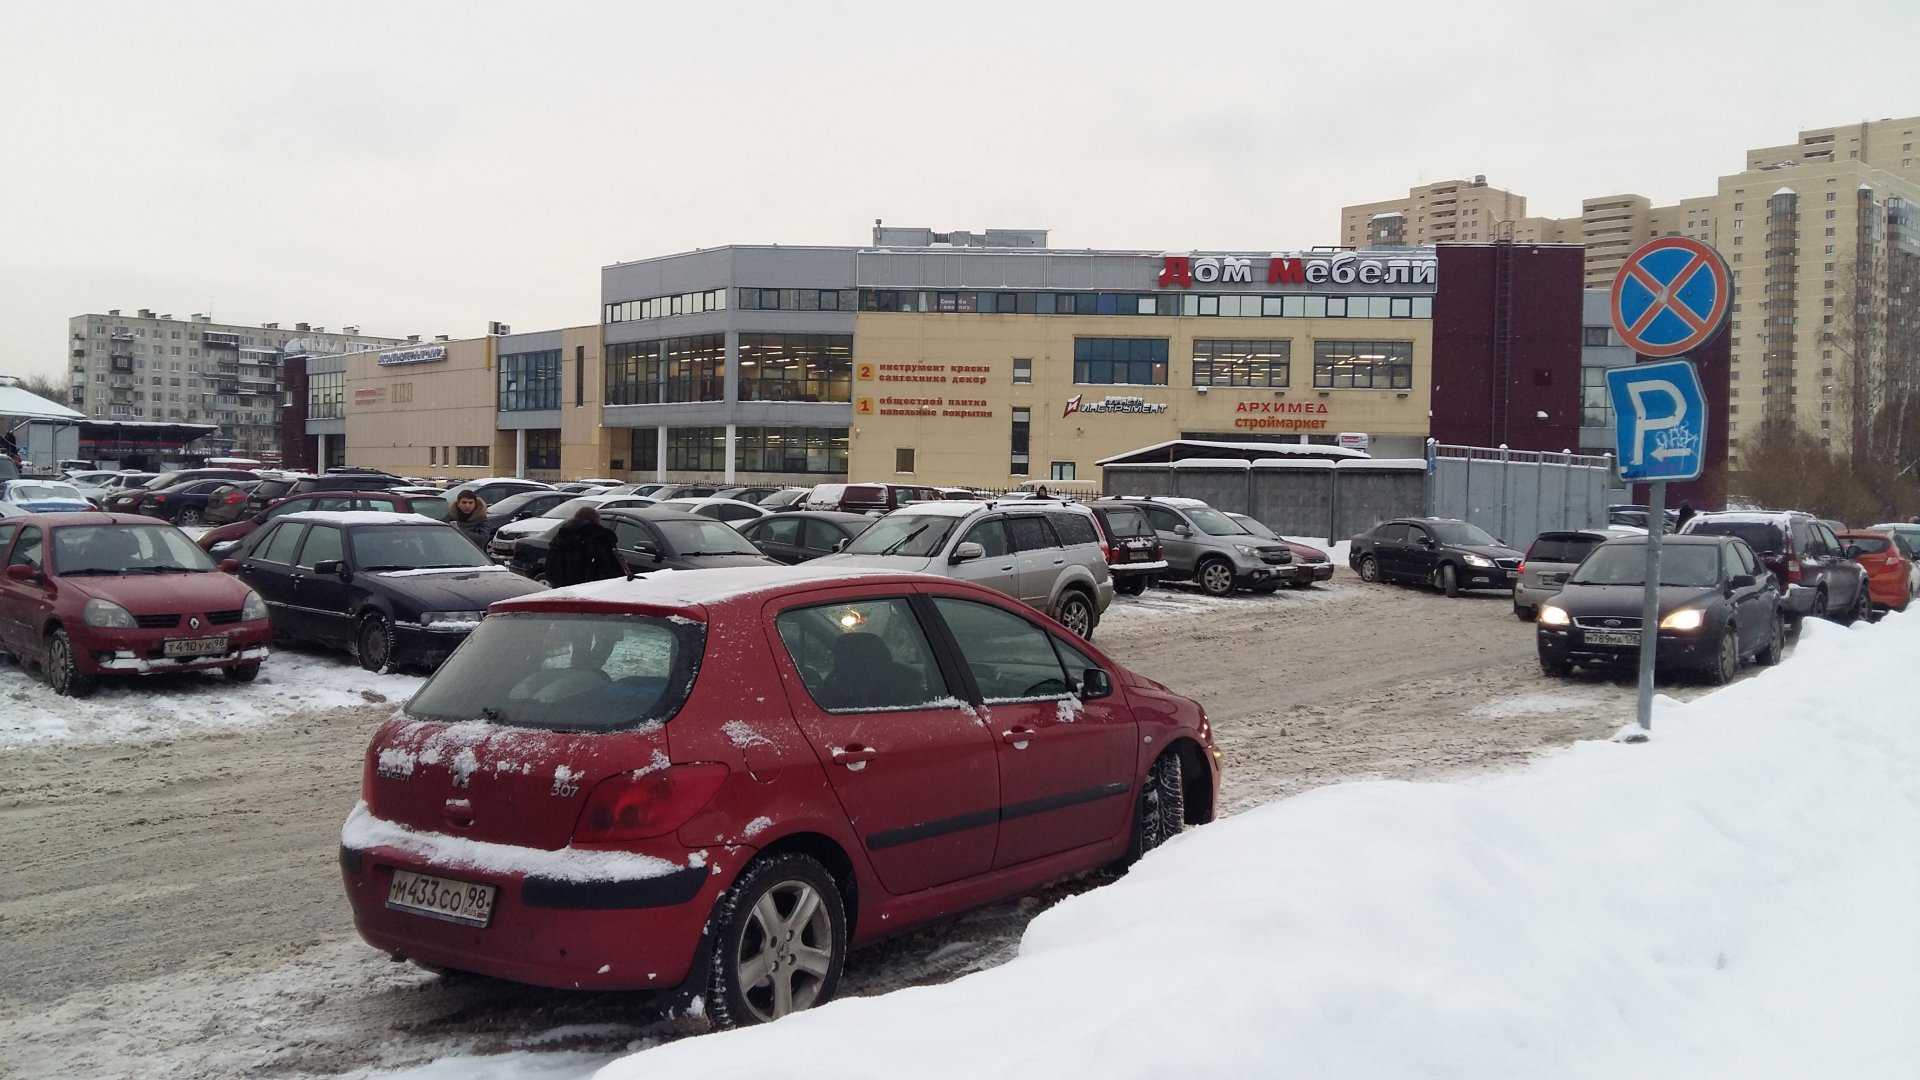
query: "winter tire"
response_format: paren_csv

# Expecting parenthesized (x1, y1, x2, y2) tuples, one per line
(706, 853, 847, 1028)
(1703, 627, 1740, 686)
(1197, 559, 1235, 598)
(1115, 576, 1146, 597)
(176, 508, 204, 527)
(225, 662, 261, 683)
(1054, 590, 1095, 639)
(1440, 563, 1460, 598)
(46, 628, 94, 698)
(355, 613, 395, 674)
(1514, 605, 1536, 622)
(1123, 750, 1187, 866)
(1757, 611, 1785, 666)
(1843, 584, 1870, 626)
(1357, 555, 1379, 583)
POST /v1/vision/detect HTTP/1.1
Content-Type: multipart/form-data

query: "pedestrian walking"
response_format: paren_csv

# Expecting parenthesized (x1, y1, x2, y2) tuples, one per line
(544, 505, 626, 587)
(1675, 502, 1696, 532)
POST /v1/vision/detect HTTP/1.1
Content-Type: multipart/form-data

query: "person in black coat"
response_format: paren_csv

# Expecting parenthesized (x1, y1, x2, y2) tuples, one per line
(544, 505, 626, 587)
(1674, 502, 1696, 532)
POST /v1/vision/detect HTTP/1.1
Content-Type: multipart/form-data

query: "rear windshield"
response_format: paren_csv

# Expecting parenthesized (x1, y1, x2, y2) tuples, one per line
(1846, 536, 1890, 554)
(1688, 521, 1784, 554)
(844, 514, 960, 557)
(1099, 506, 1152, 538)
(407, 614, 705, 732)
(1528, 535, 1604, 564)
(406, 496, 450, 521)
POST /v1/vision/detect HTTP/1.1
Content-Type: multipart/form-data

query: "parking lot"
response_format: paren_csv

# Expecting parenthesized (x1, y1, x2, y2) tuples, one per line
(0, 562, 1756, 1079)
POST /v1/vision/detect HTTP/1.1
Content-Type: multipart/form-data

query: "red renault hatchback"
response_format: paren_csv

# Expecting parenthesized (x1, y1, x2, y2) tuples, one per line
(341, 566, 1217, 1026)
(0, 513, 272, 695)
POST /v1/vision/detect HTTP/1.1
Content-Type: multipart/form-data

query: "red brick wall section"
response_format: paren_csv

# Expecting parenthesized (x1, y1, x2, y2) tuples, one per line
(1430, 245, 1585, 454)
(279, 355, 314, 472)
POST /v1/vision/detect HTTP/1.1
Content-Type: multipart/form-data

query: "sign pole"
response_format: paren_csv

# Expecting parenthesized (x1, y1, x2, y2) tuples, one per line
(1633, 479, 1666, 735)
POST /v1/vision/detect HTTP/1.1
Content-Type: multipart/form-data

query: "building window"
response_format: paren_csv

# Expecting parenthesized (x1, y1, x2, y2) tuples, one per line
(1012, 358, 1032, 384)
(895, 448, 915, 474)
(604, 288, 727, 324)
(1010, 407, 1031, 476)
(737, 288, 858, 312)
(1191, 339, 1290, 387)
(1582, 326, 1611, 347)
(605, 334, 725, 405)
(1312, 340, 1414, 389)
(429, 446, 437, 465)
(1049, 461, 1077, 481)
(738, 333, 853, 402)
(306, 371, 343, 420)
(525, 429, 561, 471)
(1581, 367, 1613, 427)
(1073, 338, 1168, 385)
(666, 427, 727, 472)
(734, 427, 848, 474)
(456, 446, 490, 467)
(630, 428, 659, 473)
(574, 345, 585, 406)
(498, 349, 561, 411)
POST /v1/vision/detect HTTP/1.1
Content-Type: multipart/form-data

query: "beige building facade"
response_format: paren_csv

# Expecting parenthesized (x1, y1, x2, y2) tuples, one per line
(1339, 177, 1535, 248)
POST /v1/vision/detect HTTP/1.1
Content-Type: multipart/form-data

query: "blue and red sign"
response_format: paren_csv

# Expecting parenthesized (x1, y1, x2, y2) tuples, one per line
(1608, 237, 1731, 358)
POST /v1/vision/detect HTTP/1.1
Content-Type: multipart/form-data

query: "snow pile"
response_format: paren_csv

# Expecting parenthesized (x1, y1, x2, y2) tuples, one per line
(1283, 534, 1350, 564)
(0, 648, 424, 749)
(599, 614, 1920, 1079)
(342, 802, 686, 883)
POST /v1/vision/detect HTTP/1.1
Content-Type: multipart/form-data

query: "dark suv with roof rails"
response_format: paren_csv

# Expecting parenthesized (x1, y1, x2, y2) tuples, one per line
(1679, 509, 1870, 624)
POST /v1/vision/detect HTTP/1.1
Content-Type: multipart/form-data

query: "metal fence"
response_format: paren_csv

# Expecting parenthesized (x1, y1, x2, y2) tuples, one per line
(1426, 443, 1620, 545)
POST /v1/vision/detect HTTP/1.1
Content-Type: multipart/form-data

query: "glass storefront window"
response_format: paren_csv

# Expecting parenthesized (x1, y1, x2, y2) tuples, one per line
(738, 334, 853, 402)
(605, 334, 725, 405)
(733, 427, 848, 474)
(1311, 340, 1415, 390)
(306, 371, 343, 420)
(499, 350, 561, 411)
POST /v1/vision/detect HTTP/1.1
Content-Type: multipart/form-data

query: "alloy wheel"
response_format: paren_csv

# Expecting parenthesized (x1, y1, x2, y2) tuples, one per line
(1057, 594, 1093, 638)
(1199, 561, 1234, 596)
(1358, 556, 1378, 583)
(735, 880, 835, 1023)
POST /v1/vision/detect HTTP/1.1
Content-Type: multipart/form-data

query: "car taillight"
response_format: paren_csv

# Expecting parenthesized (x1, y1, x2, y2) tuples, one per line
(152, 494, 167, 503)
(1786, 558, 1802, 584)
(572, 763, 729, 843)
(1515, 561, 1526, 575)
(225, 491, 245, 504)
(1100, 540, 1112, 564)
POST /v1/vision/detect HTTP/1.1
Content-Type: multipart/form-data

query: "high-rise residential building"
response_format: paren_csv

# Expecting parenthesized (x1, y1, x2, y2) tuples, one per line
(1338, 177, 1556, 248)
(65, 309, 405, 454)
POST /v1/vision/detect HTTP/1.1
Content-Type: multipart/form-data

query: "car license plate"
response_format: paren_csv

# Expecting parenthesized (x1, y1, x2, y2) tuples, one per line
(387, 870, 496, 927)
(162, 636, 228, 658)
(1584, 630, 1640, 647)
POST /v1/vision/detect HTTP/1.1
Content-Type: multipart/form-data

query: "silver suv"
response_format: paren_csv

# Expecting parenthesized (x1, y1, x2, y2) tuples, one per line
(1106, 496, 1293, 596)
(816, 500, 1113, 638)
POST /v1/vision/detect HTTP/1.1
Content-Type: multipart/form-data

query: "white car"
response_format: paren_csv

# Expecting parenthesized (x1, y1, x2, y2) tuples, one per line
(653, 497, 773, 528)
(485, 493, 658, 559)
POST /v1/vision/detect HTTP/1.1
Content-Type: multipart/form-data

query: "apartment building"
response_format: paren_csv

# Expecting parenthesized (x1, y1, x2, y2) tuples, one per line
(65, 308, 404, 455)
(1338, 177, 1566, 248)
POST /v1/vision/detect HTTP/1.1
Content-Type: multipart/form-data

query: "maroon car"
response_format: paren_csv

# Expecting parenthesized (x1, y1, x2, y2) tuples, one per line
(0, 514, 272, 696)
(196, 490, 450, 555)
(341, 566, 1218, 1026)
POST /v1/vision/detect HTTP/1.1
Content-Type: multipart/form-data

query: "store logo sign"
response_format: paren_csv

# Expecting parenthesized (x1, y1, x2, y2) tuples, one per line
(377, 345, 447, 367)
(1157, 252, 1436, 290)
(1064, 394, 1169, 417)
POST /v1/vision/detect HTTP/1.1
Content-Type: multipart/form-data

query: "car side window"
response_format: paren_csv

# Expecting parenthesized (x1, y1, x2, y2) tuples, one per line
(264, 499, 304, 519)
(798, 518, 842, 551)
(714, 504, 757, 523)
(0, 524, 17, 559)
(1142, 505, 1184, 534)
(5, 526, 38, 569)
(1721, 543, 1743, 581)
(775, 598, 950, 712)
(1814, 524, 1842, 557)
(757, 517, 802, 546)
(931, 597, 1071, 702)
(1377, 523, 1409, 543)
(1051, 635, 1106, 696)
(963, 519, 1011, 557)
(1046, 512, 1098, 547)
(611, 520, 654, 551)
(361, 498, 401, 513)
(261, 523, 308, 565)
(296, 525, 344, 570)
(1007, 516, 1058, 552)
(1790, 520, 1815, 556)
(1408, 525, 1434, 546)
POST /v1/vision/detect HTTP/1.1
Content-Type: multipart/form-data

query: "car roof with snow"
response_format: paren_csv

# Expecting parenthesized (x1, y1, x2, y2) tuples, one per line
(277, 510, 441, 527)
(1682, 510, 1804, 530)
(494, 564, 935, 616)
(5, 511, 161, 526)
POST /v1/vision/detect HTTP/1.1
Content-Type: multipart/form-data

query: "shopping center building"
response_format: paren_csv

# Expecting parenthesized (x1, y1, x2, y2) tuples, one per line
(312, 227, 1588, 489)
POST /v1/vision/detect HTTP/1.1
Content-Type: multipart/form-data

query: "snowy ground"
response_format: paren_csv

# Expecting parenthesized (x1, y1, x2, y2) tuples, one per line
(0, 645, 424, 749)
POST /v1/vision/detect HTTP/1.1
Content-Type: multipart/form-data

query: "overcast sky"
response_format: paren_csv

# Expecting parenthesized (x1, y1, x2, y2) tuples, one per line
(4, 0, 1916, 382)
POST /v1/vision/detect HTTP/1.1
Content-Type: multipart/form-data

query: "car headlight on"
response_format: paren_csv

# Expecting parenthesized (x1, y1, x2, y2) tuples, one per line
(241, 590, 268, 622)
(1462, 553, 1495, 568)
(1659, 608, 1706, 631)
(1538, 605, 1571, 627)
(83, 598, 138, 628)
(421, 610, 485, 627)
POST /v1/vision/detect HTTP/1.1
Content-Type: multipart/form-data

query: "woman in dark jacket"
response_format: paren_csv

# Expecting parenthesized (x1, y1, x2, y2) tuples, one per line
(544, 505, 626, 587)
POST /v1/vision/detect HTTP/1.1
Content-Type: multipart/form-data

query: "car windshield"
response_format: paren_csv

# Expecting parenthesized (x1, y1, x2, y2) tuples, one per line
(657, 519, 761, 556)
(843, 514, 961, 557)
(1687, 521, 1784, 555)
(489, 491, 545, 515)
(1186, 508, 1248, 536)
(348, 525, 491, 570)
(1229, 514, 1278, 539)
(142, 472, 184, 489)
(544, 497, 601, 519)
(9, 482, 85, 501)
(1569, 544, 1721, 587)
(53, 524, 214, 575)
(1429, 521, 1499, 546)
(407, 614, 704, 732)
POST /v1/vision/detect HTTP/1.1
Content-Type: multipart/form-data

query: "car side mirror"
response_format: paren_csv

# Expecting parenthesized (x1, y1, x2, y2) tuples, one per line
(311, 559, 345, 577)
(1174, 524, 1191, 537)
(833, 538, 850, 552)
(1075, 668, 1112, 699)
(218, 559, 241, 574)
(1730, 573, 1756, 589)
(4, 564, 37, 582)
(950, 541, 986, 564)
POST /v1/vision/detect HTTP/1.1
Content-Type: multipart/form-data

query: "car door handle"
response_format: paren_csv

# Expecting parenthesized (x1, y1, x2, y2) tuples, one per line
(1002, 727, 1036, 749)
(831, 745, 879, 771)
(1051, 558, 1065, 566)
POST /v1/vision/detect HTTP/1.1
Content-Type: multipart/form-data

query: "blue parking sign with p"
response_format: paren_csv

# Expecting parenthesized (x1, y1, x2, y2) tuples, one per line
(1607, 360, 1707, 482)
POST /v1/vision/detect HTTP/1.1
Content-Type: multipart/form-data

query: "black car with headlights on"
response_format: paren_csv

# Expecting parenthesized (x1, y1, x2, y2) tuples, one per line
(230, 510, 546, 672)
(1535, 534, 1785, 685)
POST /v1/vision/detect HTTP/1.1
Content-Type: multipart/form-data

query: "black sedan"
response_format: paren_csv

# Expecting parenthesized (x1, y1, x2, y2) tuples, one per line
(508, 506, 781, 581)
(232, 511, 545, 672)
(471, 489, 578, 543)
(102, 468, 259, 515)
(1536, 534, 1784, 684)
(735, 511, 873, 563)
(139, 478, 254, 526)
(1350, 517, 1523, 596)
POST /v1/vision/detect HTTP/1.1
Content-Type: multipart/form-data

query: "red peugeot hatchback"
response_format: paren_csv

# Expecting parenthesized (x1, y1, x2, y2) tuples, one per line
(0, 513, 272, 695)
(341, 566, 1217, 1026)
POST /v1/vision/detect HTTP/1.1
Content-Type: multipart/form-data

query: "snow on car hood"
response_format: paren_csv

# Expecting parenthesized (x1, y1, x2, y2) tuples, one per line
(374, 567, 546, 609)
